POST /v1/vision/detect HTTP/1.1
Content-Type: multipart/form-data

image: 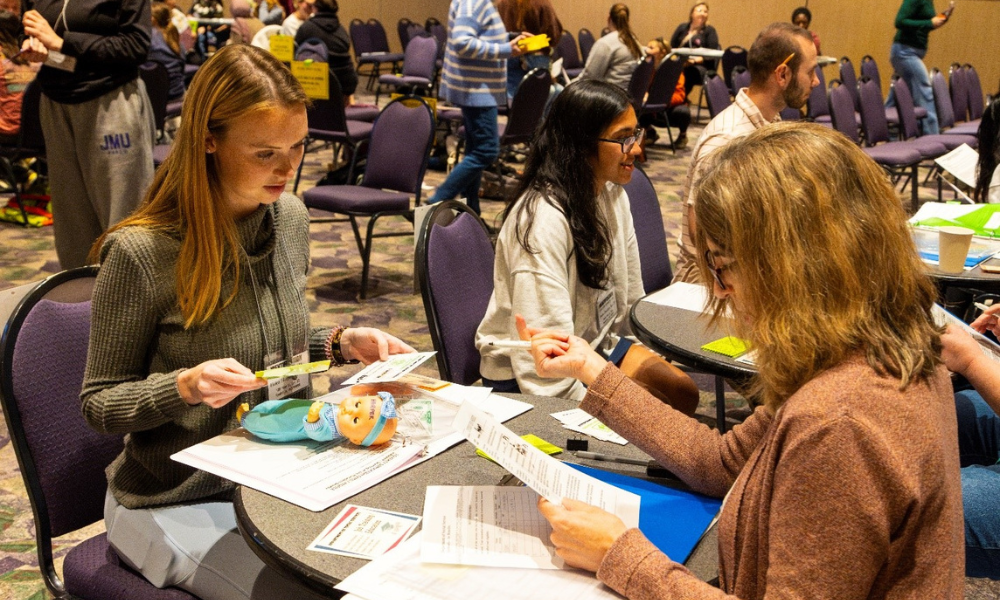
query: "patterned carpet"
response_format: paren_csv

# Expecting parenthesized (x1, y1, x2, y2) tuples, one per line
(0, 88, 996, 598)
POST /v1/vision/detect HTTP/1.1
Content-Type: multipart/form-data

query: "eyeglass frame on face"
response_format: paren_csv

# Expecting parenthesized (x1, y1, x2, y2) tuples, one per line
(704, 249, 734, 291)
(597, 127, 645, 154)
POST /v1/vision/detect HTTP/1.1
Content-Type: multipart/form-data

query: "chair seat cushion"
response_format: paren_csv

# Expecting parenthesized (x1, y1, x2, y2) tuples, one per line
(63, 533, 197, 600)
(884, 106, 900, 124)
(945, 121, 980, 136)
(917, 133, 977, 151)
(378, 75, 432, 87)
(309, 120, 374, 142)
(153, 144, 171, 166)
(437, 107, 462, 122)
(345, 104, 380, 122)
(863, 143, 921, 166)
(565, 67, 583, 78)
(907, 137, 949, 159)
(304, 185, 411, 213)
(914, 106, 928, 119)
(360, 52, 404, 63)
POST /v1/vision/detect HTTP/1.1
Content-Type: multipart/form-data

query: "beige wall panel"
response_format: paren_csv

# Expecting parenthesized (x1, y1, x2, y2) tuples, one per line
(338, 0, 451, 53)
(548, 0, 998, 101)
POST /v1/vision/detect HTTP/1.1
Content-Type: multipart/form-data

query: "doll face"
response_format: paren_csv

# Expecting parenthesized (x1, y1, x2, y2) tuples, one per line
(337, 395, 397, 445)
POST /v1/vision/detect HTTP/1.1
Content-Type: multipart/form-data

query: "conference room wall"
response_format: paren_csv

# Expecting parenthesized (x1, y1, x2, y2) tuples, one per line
(338, 0, 451, 51)
(549, 0, 999, 101)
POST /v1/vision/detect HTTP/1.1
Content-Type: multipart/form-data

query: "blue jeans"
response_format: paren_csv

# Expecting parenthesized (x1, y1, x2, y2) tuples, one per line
(889, 42, 939, 135)
(429, 105, 499, 214)
(955, 389, 1000, 578)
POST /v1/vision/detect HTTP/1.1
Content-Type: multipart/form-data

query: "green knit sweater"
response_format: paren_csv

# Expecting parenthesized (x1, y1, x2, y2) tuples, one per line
(82, 194, 332, 509)
(894, 0, 936, 51)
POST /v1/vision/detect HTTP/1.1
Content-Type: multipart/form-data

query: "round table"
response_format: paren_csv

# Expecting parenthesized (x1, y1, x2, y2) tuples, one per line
(234, 393, 720, 597)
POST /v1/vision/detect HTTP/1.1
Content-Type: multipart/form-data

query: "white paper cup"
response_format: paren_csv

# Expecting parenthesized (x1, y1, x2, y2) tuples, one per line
(938, 226, 975, 273)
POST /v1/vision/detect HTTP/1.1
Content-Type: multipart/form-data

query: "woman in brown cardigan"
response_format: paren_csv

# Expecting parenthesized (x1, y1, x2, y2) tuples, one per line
(520, 122, 965, 598)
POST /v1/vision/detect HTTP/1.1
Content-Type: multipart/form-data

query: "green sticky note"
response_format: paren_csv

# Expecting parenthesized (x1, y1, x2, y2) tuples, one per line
(701, 336, 749, 358)
(476, 434, 562, 463)
(255, 360, 331, 379)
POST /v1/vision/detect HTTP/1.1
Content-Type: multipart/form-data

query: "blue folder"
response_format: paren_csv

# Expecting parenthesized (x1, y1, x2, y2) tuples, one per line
(568, 463, 722, 563)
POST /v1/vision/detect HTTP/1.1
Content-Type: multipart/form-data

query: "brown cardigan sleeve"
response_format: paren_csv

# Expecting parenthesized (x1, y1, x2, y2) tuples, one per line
(580, 364, 772, 497)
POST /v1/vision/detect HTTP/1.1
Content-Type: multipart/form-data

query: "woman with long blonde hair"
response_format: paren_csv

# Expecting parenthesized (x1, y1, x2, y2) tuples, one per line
(521, 122, 964, 598)
(82, 45, 413, 599)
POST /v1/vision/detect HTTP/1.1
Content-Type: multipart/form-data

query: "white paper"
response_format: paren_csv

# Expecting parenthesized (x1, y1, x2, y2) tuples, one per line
(641, 281, 709, 311)
(336, 533, 623, 600)
(341, 352, 437, 385)
(421, 486, 562, 569)
(935, 143, 979, 188)
(452, 402, 640, 526)
(551, 409, 628, 445)
(932, 304, 1000, 364)
(171, 433, 424, 512)
(308, 504, 420, 560)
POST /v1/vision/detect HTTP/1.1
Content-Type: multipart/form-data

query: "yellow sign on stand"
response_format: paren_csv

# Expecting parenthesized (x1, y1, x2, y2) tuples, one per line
(390, 93, 436, 114)
(269, 34, 295, 62)
(291, 60, 329, 100)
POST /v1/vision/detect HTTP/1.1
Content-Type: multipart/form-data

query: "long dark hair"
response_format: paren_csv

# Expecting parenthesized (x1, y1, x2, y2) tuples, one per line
(975, 100, 1000, 204)
(503, 80, 633, 290)
(0, 10, 24, 65)
(609, 3, 642, 60)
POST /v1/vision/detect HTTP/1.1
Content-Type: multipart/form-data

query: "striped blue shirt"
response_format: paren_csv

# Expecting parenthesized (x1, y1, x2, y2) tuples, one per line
(440, 0, 512, 107)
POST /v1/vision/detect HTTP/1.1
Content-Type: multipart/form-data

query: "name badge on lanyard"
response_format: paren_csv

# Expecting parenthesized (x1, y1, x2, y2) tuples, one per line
(596, 288, 617, 333)
(264, 350, 310, 400)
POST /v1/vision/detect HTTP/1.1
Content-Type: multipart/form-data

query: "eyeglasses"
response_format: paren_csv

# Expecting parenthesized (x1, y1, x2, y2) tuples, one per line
(704, 250, 734, 291)
(598, 128, 645, 154)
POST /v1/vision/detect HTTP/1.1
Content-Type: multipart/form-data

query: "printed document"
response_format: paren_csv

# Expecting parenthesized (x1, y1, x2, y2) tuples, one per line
(341, 352, 437, 385)
(308, 504, 420, 560)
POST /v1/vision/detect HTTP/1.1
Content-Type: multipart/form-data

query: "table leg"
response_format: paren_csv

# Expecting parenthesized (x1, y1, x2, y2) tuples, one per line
(714, 374, 727, 434)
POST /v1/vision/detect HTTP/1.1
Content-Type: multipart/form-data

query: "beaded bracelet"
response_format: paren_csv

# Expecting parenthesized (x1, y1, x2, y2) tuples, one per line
(325, 326, 359, 366)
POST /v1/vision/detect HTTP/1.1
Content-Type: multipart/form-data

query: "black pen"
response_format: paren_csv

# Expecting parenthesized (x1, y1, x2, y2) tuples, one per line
(573, 451, 676, 479)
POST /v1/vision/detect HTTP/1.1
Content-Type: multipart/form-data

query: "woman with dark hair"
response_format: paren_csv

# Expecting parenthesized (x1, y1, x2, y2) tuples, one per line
(294, 0, 357, 104)
(974, 100, 999, 204)
(669, 2, 718, 94)
(149, 2, 185, 100)
(497, 0, 562, 100)
(577, 3, 642, 91)
(522, 122, 963, 597)
(641, 37, 690, 150)
(791, 6, 820, 53)
(476, 79, 698, 412)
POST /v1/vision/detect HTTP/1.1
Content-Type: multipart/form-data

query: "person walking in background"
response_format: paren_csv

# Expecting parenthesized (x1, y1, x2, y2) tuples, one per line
(426, 0, 528, 215)
(888, 0, 953, 134)
(791, 6, 820, 53)
(669, 2, 718, 95)
(497, 0, 561, 101)
(576, 3, 641, 91)
(21, 0, 155, 269)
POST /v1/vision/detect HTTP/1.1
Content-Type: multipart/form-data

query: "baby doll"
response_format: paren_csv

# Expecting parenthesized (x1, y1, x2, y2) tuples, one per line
(237, 391, 398, 447)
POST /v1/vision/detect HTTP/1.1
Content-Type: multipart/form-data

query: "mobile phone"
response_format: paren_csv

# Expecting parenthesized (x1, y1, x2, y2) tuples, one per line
(980, 257, 1000, 273)
(942, 2, 955, 19)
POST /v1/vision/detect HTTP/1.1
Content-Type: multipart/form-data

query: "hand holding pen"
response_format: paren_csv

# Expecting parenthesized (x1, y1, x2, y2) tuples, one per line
(971, 302, 1000, 337)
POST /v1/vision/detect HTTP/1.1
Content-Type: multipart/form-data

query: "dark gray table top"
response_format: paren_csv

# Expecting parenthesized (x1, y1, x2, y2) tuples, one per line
(630, 298, 756, 381)
(234, 393, 720, 596)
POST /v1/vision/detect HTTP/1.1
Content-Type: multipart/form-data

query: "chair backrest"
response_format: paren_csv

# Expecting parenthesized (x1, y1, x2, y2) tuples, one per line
(621, 166, 672, 291)
(965, 64, 984, 121)
(295, 37, 328, 62)
(600, 26, 611, 37)
(401, 34, 437, 80)
(17, 80, 45, 154)
(0, 267, 123, 596)
(178, 26, 194, 55)
(704, 72, 732, 118)
(578, 28, 595, 63)
(367, 18, 392, 53)
(731, 65, 750, 95)
(839, 57, 860, 111)
(138, 61, 169, 133)
(643, 54, 684, 110)
(429, 23, 447, 49)
(860, 54, 881, 90)
(626, 55, 655, 111)
(502, 67, 551, 146)
(720, 45, 747, 91)
(397, 17, 413, 49)
(828, 82, 861, 143)
(931, 68, 957, 130)
(950, 63, 970, 123)
(892, 76, 922, 140)
(857, 76, 891, 145)
(250, 24, 283, 50)
(362, 96, 435, 200)
(779, 106, 802, 121)
(307, 68, 349, 134)
(415, 201, 495, 385)
(554, 30, 581, 70)
(807, 65, 829, 119)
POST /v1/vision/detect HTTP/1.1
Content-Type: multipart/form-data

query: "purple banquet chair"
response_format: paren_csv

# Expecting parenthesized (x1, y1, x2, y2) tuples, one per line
(375, 34, 437, 105)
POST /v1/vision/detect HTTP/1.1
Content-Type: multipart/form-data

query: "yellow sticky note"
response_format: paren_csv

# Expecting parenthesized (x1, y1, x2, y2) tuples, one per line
(255, 360, 331, 379)
(476, 434, 562, 462)
(269, 34, 295, 62)
(291, 60, 329, 100)
(701, 336, 749, 358)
